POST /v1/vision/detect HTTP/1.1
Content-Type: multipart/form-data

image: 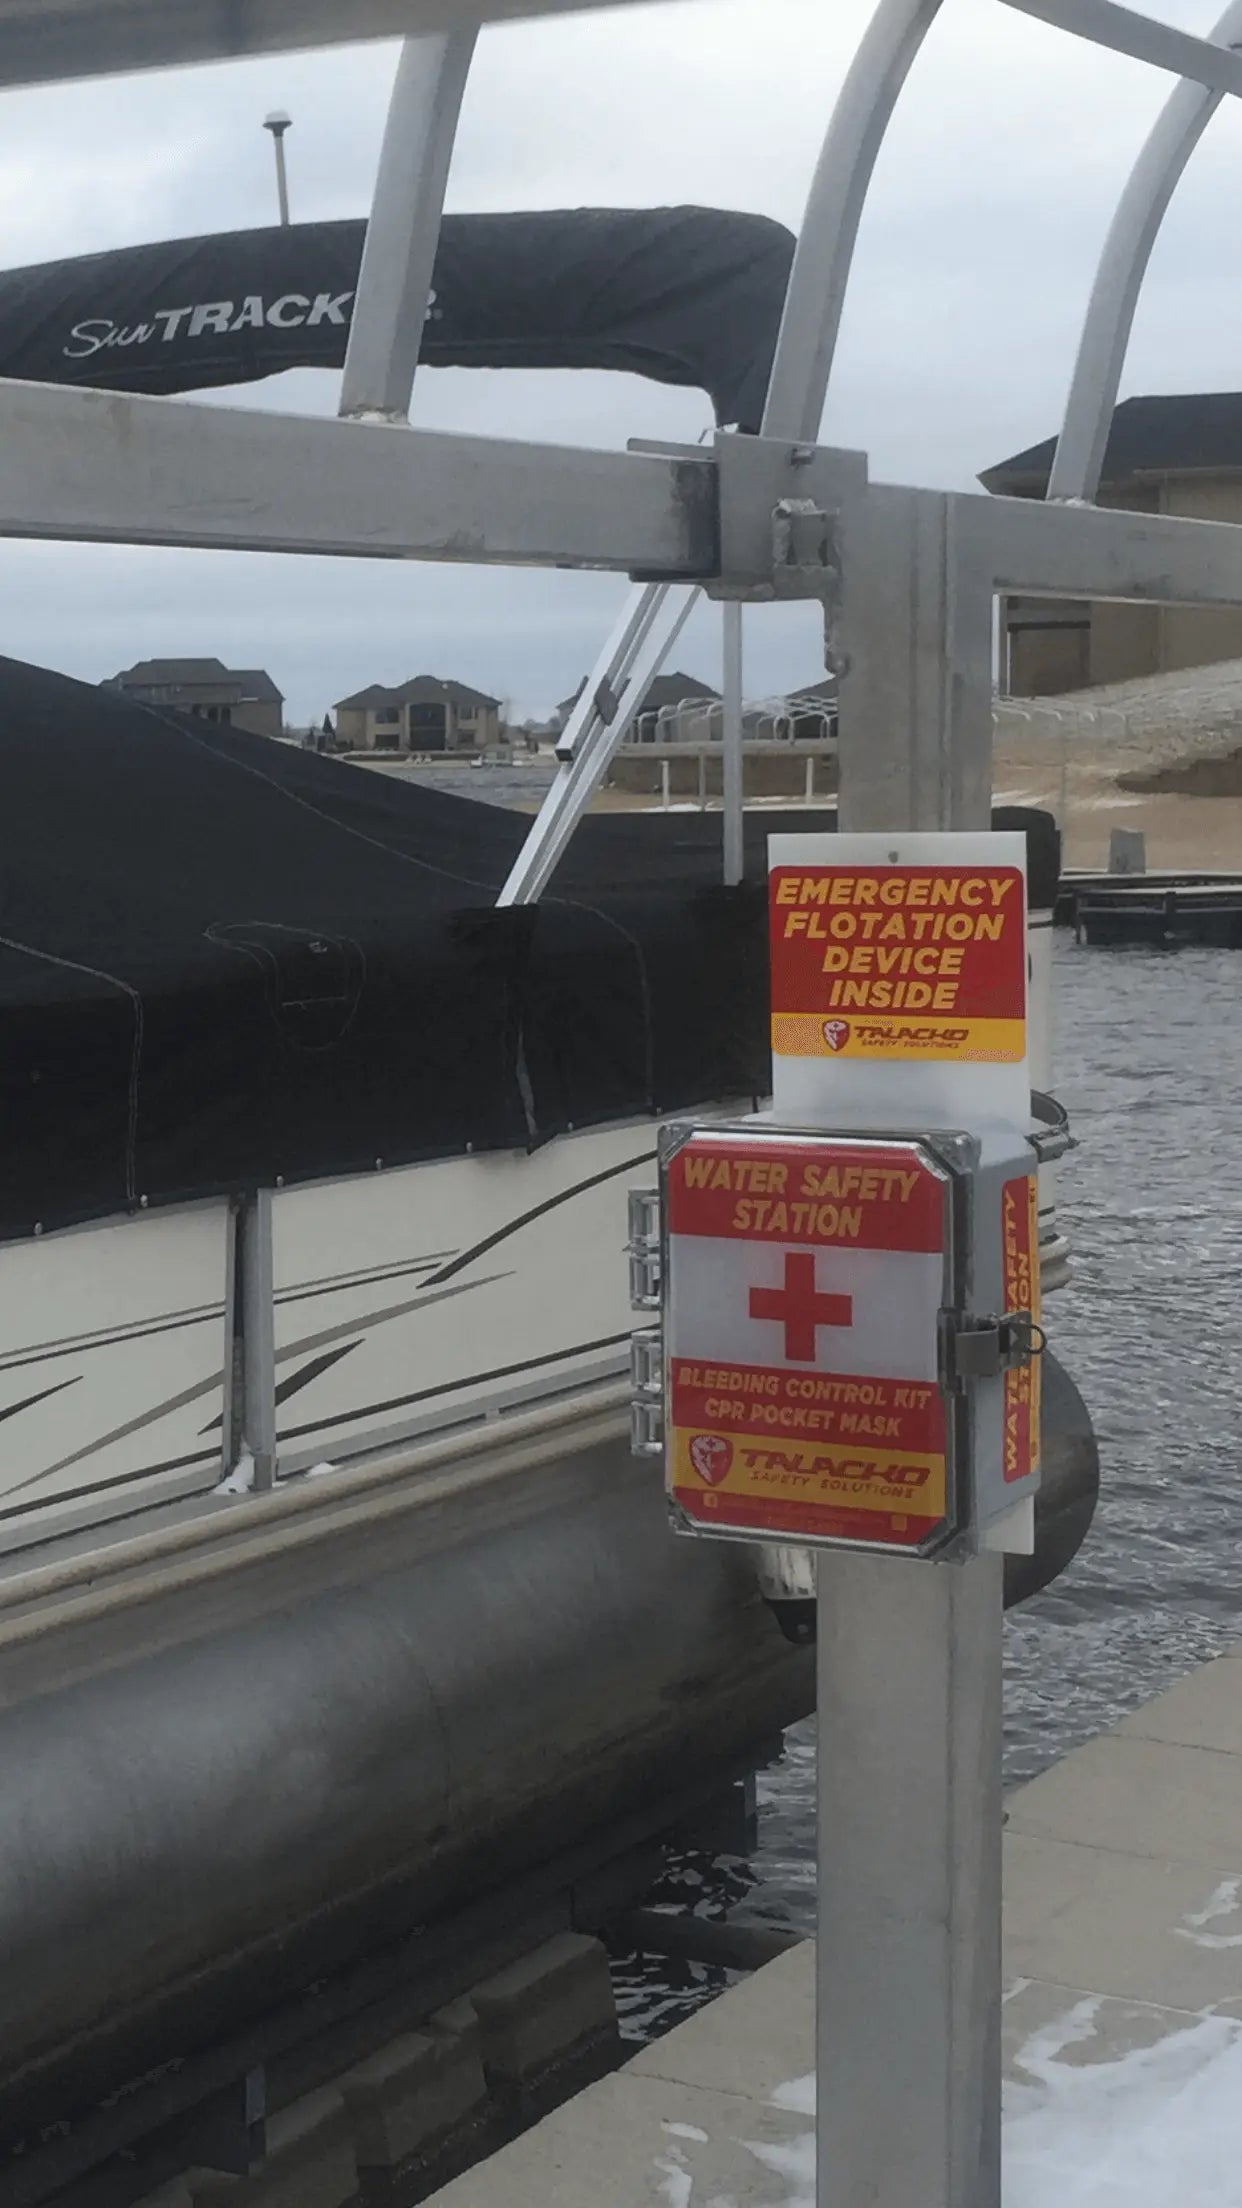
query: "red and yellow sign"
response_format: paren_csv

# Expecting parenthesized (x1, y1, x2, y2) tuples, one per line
(1002, 1173, 1040, 1484)
(769, 863, 1026, 1063)
(665, 1133, 951, 1552)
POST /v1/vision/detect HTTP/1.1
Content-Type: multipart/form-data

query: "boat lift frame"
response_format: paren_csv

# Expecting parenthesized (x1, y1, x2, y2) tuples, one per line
(3, 4, 1242, 2202)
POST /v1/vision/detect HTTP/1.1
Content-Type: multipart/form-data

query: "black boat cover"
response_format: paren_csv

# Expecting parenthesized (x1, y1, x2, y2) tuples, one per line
(0, 659, 777, 1240)
(0, 207, 795, 430)
(0, 661, 1058, 1244)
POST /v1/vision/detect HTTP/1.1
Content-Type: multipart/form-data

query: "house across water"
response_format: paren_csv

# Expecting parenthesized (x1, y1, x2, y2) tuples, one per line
(334, 674, 502, 752)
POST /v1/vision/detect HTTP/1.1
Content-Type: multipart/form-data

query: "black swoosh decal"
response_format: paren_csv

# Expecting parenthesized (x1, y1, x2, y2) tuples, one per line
(0, 1450, 220, 1524)
(421, 1147, 657, 1291)
(5, 1141, 658, 1504)
(0, 1375, 81, 1424)
(199, 1341, 362, 1435)
(4, 1277, 502, 1498)
(275, 1331, 633, 1447)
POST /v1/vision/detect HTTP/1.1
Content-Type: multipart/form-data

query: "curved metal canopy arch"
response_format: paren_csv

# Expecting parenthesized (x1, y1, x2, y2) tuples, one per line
(1047, 0, 1242, 502)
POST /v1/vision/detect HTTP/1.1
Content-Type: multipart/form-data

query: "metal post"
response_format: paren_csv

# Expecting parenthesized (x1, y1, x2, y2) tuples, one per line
(1059, 712, 1070, 846)
(222, 1190, 277, 1492)
(263, 111, 292, 226)
(816, 1552, 1003, 2208)
(339, 30, 476, 421)
(273, 137, 290, 225)
(838, 484, 994, 833)
(1047, 0, 1242, 502)
(816, 481, 1003, 2208)
(721, 601, 744, 881)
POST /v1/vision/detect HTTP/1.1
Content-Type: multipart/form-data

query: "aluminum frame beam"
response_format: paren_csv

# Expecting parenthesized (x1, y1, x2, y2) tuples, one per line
(0, 0, 674, 90)
(961, 480, 1242, 603)
(839, 469, 1242, 837)
(0, 379, 716, 573)
(339, 30, 477, 423)
(1048, 0, 1242, 503)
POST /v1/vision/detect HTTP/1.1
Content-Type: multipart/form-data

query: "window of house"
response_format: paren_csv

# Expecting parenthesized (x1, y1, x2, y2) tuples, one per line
(375, 707, 401, 724)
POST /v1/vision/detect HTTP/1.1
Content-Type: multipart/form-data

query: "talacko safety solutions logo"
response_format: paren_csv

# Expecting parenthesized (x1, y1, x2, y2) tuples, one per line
(852, 1024, 970, 1052)
(821, 1019, 850, 1052)
(688, 1434, 733, 1485)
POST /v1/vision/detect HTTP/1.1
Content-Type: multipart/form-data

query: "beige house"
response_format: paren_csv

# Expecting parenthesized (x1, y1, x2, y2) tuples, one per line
(335, 676, 501, 753)
(983, 394, 1242, 695)
(107, 657, 284, 737)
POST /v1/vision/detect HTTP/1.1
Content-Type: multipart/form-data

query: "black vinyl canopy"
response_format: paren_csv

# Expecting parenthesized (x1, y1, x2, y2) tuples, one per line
(0, 658, 1058, 1244)
(0, 206, 796, 430)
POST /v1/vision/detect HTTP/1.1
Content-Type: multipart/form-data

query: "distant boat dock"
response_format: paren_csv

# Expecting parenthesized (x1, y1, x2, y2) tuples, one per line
(1059, 869, 1242, 946)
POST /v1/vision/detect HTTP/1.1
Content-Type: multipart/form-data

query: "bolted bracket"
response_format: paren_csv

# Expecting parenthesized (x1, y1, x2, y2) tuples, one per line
(626, 432, 867, 683)
(704, 433, 866, 684)
(703, 431, 864, 601)
(772, 494, 836, 591)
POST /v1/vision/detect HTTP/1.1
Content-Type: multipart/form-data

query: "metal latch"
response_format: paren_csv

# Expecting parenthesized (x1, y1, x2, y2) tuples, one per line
(627, 1189, 662, 1310)
(942, 1308, 1045, 1384)
(1028, 1090, 1077, 1165)
(629, 1327, 664, 1459)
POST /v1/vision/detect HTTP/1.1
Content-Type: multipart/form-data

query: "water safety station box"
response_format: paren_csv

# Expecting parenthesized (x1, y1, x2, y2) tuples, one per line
(630, 1120, 1041, 1560)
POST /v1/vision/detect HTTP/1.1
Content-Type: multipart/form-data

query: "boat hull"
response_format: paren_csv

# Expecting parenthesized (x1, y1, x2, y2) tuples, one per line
(0, 1405, 813, 2121)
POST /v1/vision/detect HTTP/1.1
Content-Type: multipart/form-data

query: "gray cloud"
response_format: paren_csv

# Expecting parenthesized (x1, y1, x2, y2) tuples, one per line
(0, 0, 1235, 719)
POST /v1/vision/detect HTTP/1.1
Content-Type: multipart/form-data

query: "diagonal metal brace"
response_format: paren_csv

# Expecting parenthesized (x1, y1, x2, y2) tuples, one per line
(1002, 0, 1242, 95)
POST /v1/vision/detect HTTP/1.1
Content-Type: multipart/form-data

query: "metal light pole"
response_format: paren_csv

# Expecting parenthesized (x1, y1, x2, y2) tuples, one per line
(263, 110, 292, 226)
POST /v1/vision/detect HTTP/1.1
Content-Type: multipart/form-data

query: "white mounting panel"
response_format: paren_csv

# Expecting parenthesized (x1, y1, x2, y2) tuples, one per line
(0, 0, 674, 89)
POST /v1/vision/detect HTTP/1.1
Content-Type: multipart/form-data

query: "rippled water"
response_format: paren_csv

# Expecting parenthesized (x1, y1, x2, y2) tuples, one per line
(616, 938, 1242, 2022)
(1004, 939, 1242, 1778)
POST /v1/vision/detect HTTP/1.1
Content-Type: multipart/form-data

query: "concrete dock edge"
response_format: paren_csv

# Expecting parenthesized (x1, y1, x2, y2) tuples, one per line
(423, 1646, 1242, 2204)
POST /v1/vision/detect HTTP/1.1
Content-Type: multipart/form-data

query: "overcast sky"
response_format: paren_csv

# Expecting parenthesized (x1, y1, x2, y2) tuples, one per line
(0, 0, 1238, 721)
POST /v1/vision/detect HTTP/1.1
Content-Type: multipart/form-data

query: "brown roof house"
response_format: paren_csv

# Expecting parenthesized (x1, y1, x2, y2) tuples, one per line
(984, 394, 1242, 695)
(556, 670, 721, 745)
(335, 676, 501, 753)
(107, 658, 284, 737)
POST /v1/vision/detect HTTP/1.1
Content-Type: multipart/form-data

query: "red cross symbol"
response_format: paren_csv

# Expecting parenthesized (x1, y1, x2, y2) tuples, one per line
(749, 1250, 853, 1364)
